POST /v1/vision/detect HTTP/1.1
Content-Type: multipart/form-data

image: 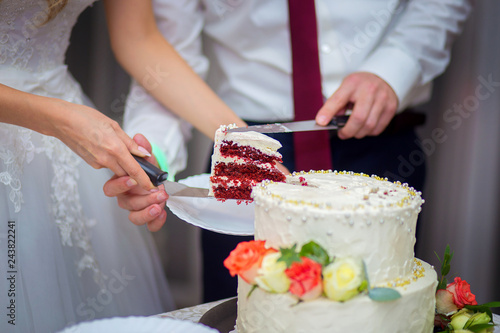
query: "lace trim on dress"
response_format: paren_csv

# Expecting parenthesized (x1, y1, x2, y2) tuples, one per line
(0, 125, 105, 287)
(43, 135, 107, 287)
(0, 126, 35, 212)
(0, 0, 97, 72)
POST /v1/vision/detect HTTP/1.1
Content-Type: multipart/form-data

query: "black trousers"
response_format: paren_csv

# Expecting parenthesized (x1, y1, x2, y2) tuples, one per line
(202, 117, 426, 302)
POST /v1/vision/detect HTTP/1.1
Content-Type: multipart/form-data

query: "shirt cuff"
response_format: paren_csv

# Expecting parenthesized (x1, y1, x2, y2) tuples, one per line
(357, 46, 422, 112)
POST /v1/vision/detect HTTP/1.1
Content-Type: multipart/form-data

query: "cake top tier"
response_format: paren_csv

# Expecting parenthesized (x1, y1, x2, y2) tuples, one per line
(252, 170, 423, 212)
(215, 124, 282, 158)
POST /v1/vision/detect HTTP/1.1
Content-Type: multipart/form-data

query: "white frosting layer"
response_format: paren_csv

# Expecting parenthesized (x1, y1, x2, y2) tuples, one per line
(214, 124, 282, 158)
(212, 156, 275, 169)
(236, 260, 437, 333)
(252, 171, 423, 284)
(209, 177, 258, 189)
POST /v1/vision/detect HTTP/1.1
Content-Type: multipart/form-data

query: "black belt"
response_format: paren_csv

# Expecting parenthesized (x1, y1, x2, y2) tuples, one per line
(381, 109, 426, 136)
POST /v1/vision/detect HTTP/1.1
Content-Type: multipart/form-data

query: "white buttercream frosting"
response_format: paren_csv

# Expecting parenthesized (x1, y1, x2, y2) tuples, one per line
(214, 124, 282, 158)
(252, 171, 423, 284)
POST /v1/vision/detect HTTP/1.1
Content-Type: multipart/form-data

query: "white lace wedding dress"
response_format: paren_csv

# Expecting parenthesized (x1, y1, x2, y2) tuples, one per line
(0, 1, 175, 332)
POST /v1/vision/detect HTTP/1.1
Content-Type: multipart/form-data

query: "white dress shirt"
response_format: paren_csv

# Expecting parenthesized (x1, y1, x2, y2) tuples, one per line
(124, 0, 472, 176)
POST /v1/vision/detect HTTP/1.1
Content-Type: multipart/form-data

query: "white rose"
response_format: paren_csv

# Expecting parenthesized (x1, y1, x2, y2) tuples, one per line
(323, 257, 366, 302)
(254, 252, 290, 293)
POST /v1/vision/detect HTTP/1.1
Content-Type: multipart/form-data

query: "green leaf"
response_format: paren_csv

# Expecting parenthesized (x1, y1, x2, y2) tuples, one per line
(437, 277, 448, 291)
(358, 279, 369, 293)
(471, 301, 500, 309)
(246, 284, 258, 298)
(368, 288, 401, 302)
(277, 244, 302, 268)
(464, 303, 500, 319)
(435, 245, 454, 291)
(441, 264, 451, 277)
(466, 323, 495, 332)
(465, 306, 495, 321)
(442, 246, 454, 275)
(298, 241, 330, 266)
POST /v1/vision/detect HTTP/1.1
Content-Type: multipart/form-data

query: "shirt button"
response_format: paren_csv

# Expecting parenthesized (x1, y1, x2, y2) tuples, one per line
(320, 43, 332, 54)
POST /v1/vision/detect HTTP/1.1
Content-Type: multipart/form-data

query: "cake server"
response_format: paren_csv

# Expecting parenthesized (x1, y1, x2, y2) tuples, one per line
(228, 115, 349, 134)
(134, 156, 210, 198)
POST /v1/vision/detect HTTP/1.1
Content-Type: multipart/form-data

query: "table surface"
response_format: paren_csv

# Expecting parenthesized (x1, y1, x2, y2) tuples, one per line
(156, 300, 500, 332)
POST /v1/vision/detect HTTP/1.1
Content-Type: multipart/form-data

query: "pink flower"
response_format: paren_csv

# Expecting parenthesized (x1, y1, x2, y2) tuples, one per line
(447, 277, 478, 308)
(285, 257, 323, 301)
(436, 277, 477, 315)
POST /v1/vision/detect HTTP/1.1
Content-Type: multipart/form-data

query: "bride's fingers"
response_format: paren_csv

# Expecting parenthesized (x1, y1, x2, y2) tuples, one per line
(97, 125, 154, 191)
(117, 151, 156, 191)
(117, 128, 151, 159)
(147, 210, 167, 232)
(118, 190, 168, 212)
(103, 176, 139, 197)
(105, 159, 127, 178)
(128, 204, 166, 227)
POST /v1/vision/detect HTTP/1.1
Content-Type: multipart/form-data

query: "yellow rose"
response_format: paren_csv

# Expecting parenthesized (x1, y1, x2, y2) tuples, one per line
(254, 252, 290, 293)
(450, 309, 492, 333)
(323, 257, 366, 302)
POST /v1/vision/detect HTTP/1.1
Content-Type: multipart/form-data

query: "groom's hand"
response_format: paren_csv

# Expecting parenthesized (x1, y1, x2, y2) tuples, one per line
(316, 72, 398, 139)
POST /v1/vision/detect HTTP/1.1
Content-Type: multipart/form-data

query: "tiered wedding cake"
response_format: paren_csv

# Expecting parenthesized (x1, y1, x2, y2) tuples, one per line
(226, 171, 437, 333)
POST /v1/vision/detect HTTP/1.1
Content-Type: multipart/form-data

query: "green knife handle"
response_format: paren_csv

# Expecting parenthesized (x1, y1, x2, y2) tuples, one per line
(133, 155, 168, 186)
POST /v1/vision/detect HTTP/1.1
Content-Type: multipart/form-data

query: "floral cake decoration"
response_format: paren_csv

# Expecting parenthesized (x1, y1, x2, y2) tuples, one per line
(223, 239, 401, 303)
(224, 241, 500, 332)
(434, 245, 500, 333)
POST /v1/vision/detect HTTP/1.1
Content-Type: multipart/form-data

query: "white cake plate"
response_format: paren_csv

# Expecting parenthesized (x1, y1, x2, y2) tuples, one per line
(166, 174, 255, 235)
(58, 316, 218, 333)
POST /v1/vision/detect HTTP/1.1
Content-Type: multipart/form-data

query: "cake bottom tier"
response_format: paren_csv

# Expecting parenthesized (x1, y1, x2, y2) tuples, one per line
(236, 259, 437, 333)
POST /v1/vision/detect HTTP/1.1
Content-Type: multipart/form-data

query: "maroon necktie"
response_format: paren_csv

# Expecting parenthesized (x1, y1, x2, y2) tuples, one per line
(288, 0, 332, 172)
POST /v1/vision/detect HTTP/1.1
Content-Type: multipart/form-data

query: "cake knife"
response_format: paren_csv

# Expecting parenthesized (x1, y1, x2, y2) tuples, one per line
(134, 156, 211, 198)
(228, 115, 349, 134)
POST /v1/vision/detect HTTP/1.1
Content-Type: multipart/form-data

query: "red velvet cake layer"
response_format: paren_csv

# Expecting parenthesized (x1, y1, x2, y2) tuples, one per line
(220, 141, 282, 164)
(212, 163, 286, 183)
(210, 183, 254, 201)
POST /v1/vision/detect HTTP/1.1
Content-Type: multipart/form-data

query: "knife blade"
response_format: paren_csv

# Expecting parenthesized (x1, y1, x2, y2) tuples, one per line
(133, 155, 210, 198)
(228, 115, 349, 134)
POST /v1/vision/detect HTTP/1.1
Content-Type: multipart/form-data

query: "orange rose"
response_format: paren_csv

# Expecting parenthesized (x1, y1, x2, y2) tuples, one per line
(223, 240, 276, 284)
(285, 257, 323, 301)
(447, 277, 477, 308)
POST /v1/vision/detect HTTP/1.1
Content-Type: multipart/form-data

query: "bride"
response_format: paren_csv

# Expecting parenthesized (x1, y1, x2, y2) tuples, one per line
(0, 0, 244, 332)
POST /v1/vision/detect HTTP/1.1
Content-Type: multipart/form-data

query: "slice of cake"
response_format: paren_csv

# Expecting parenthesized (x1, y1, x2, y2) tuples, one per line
(209, 124, 286, 201)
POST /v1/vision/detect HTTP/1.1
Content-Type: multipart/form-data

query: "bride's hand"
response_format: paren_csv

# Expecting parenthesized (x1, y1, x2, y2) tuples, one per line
(103, 134, 168, 232)
(48, 99, 155, 191)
